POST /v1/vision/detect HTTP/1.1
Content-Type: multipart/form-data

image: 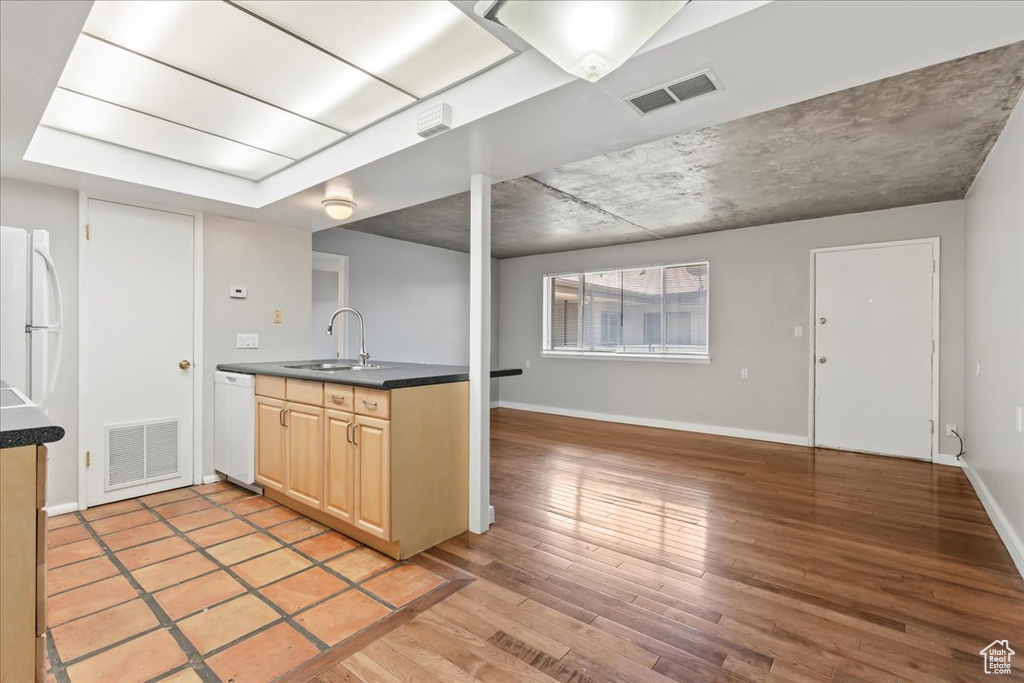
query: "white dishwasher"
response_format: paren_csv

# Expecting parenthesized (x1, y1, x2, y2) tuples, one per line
(214, 371, 260, 491)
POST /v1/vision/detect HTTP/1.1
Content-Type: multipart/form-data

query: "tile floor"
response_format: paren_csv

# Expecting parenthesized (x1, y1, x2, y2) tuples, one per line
(43, 481, 450, 683)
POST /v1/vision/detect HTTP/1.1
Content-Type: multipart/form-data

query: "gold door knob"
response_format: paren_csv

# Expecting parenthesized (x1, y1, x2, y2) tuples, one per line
(179, 360, 191, 370)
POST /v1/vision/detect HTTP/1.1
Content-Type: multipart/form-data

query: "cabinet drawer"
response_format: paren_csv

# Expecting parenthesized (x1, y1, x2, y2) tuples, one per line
(286, 379, 323, 405)
(324, 384, 355, 411)
(255, 375, 286, 399)
(354, 387, 390, 419)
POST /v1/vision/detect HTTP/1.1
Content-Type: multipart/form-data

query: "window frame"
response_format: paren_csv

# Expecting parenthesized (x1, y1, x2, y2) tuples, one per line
(541, 260, 711, 362)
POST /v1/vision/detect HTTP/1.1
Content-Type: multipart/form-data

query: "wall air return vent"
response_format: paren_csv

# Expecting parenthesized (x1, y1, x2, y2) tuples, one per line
(625, 69, 721, 115)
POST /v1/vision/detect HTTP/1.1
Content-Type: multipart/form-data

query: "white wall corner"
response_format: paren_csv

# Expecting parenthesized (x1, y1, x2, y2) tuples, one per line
(962, 460, 1024, 579)
(932, 453, 964, 467)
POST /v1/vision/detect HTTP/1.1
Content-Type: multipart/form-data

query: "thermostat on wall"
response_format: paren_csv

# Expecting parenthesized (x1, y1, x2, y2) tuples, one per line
(229, 286, 247, 299)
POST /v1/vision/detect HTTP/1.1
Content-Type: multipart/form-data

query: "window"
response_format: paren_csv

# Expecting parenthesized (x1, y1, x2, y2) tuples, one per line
(543, 261, 709, 360)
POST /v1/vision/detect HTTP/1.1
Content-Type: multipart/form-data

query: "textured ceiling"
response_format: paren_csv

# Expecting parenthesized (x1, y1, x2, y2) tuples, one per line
(341, 42, 1024, 259)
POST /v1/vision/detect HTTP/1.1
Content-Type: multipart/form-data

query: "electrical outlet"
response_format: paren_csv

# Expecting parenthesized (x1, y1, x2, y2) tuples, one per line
(740, 368, 749, 380)
(273, 309, 282, 324)
(945, 423, 957, 437)
(794, 326, 803, 338)
(236, 333, 259, 349)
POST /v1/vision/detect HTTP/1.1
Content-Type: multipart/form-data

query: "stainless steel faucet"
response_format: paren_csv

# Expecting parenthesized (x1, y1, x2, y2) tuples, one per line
(326, 307, 370, 365)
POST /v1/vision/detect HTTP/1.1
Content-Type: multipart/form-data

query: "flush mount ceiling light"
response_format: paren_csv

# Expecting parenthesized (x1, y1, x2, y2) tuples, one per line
(475, 0, 687, 82)
(323, 198, 357, 221)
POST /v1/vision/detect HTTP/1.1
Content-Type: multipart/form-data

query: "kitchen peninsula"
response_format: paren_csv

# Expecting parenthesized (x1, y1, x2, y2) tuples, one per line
(216, 359, 520, 560)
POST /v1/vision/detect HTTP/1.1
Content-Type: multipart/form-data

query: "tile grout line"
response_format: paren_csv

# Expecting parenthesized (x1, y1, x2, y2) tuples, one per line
(46, 483, 455, 682)
(53, 509, 221, 683)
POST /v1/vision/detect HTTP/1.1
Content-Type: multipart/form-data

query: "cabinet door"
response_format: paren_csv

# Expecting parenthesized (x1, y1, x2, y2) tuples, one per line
(354, 415, 390, 540)
(324, 409, 355, 523)
(255, 396, 286, 492)
(285, 402, 324, 508)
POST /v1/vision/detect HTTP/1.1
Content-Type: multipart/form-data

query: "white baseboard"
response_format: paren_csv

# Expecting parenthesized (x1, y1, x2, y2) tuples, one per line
(962, 460, 1024, 579)
(496, 401, 808, 446)
(202, 473, 226, 485)
(489, 401, 500, 409)
(46, 502, 80, 516)
(932, 453, 964, 467)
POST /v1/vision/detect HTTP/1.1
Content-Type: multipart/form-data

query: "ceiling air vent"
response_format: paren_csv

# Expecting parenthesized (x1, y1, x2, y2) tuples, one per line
(625, 69, 721, 115)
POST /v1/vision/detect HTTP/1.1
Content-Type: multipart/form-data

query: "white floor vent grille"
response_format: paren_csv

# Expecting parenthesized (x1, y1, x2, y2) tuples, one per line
(106, 418, 180, 489)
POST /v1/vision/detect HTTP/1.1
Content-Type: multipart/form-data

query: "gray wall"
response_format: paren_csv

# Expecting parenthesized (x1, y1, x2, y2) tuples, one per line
(964, 94, 1024, 571)
(203, 214, 312, 478)
(499, 201, 966, 451)
(313, 227, 501, 401)
(311, 269, 340, 359)
(0, 177, 80, 507)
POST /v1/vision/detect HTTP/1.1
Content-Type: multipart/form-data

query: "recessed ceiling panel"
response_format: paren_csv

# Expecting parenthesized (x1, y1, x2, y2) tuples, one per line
(40, 89, 293, 179)
(234, 0, 515, 98)
(82, 0, 416, 132)
(58, 35, 342, 159)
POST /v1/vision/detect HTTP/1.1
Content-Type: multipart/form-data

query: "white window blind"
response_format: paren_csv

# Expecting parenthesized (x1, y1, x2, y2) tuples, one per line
(542, 261, 709, 359)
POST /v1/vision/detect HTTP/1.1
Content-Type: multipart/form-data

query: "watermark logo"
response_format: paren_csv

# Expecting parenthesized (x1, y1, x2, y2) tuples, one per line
(981, 640, 1015, 675)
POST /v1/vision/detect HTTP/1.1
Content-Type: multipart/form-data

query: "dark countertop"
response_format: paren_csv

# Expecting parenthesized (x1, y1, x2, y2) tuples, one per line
(216, 359, 522, 389)
(0, 380, 66, 448)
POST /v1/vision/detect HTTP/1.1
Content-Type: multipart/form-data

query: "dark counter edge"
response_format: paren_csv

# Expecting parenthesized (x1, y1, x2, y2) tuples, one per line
(216, 364, 523, 389)
(0, 425, 66, 449)
(1, 380, 67, 448)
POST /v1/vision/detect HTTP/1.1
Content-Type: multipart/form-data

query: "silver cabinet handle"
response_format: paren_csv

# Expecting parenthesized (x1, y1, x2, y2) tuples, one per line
(362, 400, 378, 408)
(353, 423, 360, 446)
(345, 422, 354, 443)
(818, 357, 827, 364)
(279, 408, 286, 426)
(331, 395, 346, 405)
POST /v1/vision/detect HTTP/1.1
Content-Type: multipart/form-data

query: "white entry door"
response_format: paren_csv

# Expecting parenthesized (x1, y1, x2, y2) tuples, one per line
(813, 240, 936, 460)
(84, 199, 196, 506)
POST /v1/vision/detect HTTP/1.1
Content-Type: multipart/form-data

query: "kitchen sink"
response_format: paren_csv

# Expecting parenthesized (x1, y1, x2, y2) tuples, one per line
(284, 362, 390, 372)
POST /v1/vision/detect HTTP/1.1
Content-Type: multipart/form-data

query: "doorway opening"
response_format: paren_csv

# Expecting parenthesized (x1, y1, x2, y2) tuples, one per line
(809, 238, 939, 461)
(312, 252, 348, 359)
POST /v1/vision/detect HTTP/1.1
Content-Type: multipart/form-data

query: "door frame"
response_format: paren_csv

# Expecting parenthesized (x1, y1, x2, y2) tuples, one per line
(312, 251, 348, 358)
(807, 237, 940, 460)
(77, 193, 205, 509)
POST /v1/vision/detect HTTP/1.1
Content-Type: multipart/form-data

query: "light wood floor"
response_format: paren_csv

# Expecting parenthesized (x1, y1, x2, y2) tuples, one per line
(290, 408, 1024, 682)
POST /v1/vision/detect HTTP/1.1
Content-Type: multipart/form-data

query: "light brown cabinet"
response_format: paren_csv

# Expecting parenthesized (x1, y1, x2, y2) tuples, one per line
(284, 403, 324, 509)
(353, 415, 390, 539)
(255, 375, 468, 559)
(255, 396, 286, 492)
(324, 409, 355, 524)
(1, 444, 48, 683)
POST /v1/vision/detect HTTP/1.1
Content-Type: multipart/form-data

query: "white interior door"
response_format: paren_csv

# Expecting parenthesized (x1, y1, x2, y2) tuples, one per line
(84, 199, 196, 506)
(813, 241, 935, 459)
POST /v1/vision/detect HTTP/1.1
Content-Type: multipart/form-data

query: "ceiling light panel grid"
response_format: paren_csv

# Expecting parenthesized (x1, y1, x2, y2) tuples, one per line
(83, 0, 414, 133)
(40, 89, 293, 179)
(58, 35, 342, 159)
(233, 0, 515, 98)
(34, 0, 516, 182)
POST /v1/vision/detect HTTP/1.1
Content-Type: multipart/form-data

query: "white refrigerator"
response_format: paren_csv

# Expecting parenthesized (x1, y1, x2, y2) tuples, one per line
(0, 226, 64, 409)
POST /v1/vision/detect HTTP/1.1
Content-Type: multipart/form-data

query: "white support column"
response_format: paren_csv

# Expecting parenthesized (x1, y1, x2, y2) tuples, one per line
(469, 174, 492, 534)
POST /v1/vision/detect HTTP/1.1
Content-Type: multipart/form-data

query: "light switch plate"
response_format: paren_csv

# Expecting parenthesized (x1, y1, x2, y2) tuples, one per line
(794, 326, 803, 338)
(740, 368, 749, 379)
(273, 309, 282, 324)
(236, 333, 259, 349)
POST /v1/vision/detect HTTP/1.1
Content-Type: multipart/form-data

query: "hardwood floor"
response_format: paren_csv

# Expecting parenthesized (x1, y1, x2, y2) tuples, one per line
(292, 408, 1024, 683)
